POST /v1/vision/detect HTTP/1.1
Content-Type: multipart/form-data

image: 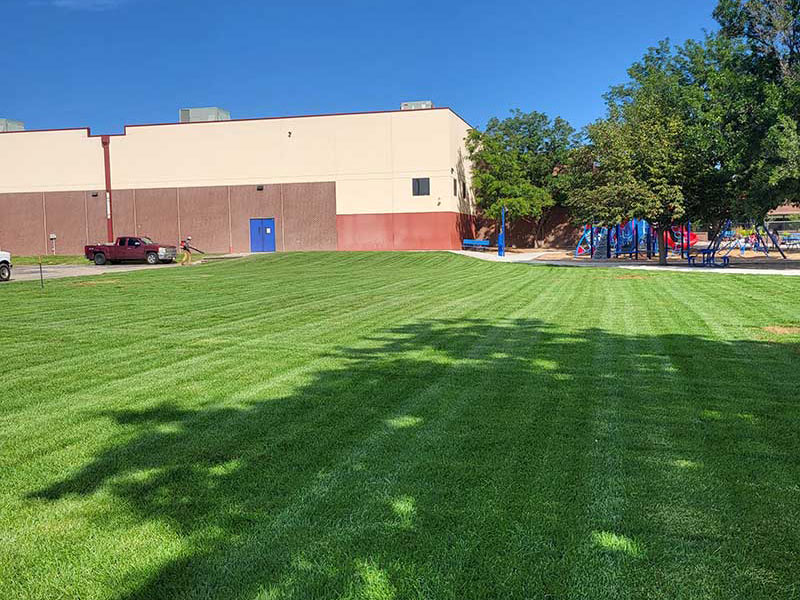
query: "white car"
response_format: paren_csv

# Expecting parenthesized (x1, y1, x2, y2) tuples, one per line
(0, 251, 11, 282)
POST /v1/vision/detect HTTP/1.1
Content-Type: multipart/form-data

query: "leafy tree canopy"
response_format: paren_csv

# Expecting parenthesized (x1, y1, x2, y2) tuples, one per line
(566, 1, 800, 253)
(466, 110, 578, 242)
(564, 41, 689, 239)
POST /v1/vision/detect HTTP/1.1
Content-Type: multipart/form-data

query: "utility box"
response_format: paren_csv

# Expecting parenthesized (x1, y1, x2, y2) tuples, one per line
(179, 107, 231, 123)
(0, 119, 25, 132)
(401, 100, 434, 111)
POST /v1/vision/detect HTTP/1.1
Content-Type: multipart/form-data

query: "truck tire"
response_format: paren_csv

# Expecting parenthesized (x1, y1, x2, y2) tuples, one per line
(0, 263, 10, 282)
(146, 252, 158, 265)
(94, 253, 106, 266)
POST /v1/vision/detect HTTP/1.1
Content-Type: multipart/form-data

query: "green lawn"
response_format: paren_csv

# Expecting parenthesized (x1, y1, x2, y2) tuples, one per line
(2, 252, 799, 599)
(11, 255, 89, 266)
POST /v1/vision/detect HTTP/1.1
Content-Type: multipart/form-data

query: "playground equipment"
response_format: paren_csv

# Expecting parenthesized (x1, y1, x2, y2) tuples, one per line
(687, 219, 788, 267)
(665, 226, 698, 252)
(575, 220, 650, 259)
(716, 221, 788, 260)
(575, 220, 697, 260)
(576, 217, 790, 265)
(688, 220, 730, 267)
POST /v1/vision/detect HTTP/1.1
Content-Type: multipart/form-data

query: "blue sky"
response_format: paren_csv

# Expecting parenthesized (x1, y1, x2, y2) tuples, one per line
(2, 0, 717, 134)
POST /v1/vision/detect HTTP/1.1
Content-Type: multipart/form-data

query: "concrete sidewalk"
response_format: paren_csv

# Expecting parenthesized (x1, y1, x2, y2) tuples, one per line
(6, 253, 251, 283)
(451, 250, 800, 276)
(8, 262, 179, 282)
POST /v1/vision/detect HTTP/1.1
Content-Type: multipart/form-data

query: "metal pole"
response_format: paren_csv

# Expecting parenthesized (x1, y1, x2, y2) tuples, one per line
(498, 206, 506, 257)
(101, 136, 115, 243)
(764, 221, 788, 259)
(590, 225, 595, 257)
(38, 256, 44, 289)
(686, 221, 691, 263)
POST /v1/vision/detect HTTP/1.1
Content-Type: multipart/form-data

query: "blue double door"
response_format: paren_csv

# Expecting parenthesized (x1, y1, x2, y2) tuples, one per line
(249, 218, 276, 252)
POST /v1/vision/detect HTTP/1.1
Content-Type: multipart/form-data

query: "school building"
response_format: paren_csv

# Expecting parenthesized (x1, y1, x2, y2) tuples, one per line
(0, 105, 476, 255)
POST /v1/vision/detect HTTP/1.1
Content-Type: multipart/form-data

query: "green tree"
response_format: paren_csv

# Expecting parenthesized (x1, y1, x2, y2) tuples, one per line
(674, 34, 765, 231)
(565, 42, 689, 264)
(712, 0, 800, 216)
(567, 20, 800, 262)
(466, 110, 577, 247)
(714, 0, 800, 80)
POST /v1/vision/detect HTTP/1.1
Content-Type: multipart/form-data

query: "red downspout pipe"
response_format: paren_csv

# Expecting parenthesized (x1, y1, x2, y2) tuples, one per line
(101, 135, 114, 242)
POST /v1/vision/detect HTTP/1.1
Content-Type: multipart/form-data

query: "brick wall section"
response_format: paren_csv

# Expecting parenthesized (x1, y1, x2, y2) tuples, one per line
(474, 206, 581, 249)
(281, 183, 338, 251)
(0, 182, 337, 255)
(229, 184, 283, 252)
(0, 193, 48, 255)
(178, 187, 231, 253)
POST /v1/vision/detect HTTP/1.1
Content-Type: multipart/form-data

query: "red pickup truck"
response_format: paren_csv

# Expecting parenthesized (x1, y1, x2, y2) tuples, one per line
(85, 236, 178, 266)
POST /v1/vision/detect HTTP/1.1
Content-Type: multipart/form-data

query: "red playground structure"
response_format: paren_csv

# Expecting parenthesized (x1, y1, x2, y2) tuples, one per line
(665, 226, 698, 251)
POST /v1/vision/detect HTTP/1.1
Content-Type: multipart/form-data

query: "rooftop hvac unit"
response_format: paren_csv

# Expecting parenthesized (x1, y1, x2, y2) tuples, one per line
(0, 118, 25, 132)
(401, 100, 434, 111)
(179, 107, 231, 123)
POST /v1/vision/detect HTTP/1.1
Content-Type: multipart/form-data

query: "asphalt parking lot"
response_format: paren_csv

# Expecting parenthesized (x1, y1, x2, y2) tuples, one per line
(8, 262, 178, 282)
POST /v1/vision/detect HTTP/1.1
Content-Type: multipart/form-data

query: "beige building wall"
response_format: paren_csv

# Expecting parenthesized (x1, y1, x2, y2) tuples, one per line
(0, 129, 105, 194)
(450, 112, 476, 216)
(109, 108, 472, 216)
(0, 109, 474, 216)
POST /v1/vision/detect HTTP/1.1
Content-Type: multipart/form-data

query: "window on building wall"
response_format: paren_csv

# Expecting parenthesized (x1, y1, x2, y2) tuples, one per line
(454, 179, 457, 196)
(412, 178, 430, 196)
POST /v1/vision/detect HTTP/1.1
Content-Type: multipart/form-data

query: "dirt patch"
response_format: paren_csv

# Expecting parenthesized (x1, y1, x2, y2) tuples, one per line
(69, 279, 122, 287)
(763, 326, 800, 335)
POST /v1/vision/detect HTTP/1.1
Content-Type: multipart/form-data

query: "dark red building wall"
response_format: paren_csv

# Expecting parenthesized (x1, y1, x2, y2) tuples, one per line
(335, 214, 395, 251)
(337, 212, 470, 251)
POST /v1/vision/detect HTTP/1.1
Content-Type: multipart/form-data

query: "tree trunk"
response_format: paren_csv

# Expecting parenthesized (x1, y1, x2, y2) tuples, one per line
(534, 210, 550, 249)
(658, 228, 669, 265)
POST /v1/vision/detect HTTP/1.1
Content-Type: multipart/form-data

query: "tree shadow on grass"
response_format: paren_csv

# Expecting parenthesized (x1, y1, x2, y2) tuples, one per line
(30, 319, 800, 599)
